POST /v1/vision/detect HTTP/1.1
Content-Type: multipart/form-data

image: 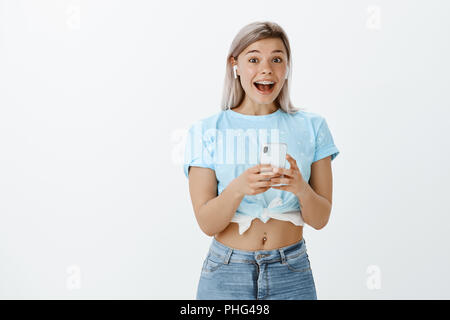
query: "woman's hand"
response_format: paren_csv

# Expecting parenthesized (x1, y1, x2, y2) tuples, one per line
(230, 163, 281, 197)
(270, 153, 309, 197)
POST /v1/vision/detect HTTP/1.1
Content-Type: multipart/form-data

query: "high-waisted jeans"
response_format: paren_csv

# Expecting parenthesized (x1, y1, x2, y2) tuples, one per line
(196, 237, 317, 300)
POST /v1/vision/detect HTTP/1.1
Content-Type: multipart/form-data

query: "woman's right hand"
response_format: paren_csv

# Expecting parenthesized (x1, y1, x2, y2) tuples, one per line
(230, 164, 280, 197)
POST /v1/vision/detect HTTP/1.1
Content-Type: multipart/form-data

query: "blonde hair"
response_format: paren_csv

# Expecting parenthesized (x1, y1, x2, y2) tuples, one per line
(220, 21, 304, 114)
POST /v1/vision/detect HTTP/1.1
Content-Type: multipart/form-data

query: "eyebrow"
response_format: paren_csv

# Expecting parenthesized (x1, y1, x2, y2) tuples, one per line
(245, 49, 285, 55)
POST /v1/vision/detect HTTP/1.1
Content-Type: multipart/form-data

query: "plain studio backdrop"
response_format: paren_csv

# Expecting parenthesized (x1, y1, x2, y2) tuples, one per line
(0, 0, 449, 299)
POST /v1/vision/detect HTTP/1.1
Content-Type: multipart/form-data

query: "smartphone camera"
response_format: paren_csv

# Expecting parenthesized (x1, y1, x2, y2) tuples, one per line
(260, 145, 273, 176)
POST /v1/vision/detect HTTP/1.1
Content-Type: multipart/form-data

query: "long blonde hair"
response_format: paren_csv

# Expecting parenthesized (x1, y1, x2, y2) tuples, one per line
(220, 21, 303, 114)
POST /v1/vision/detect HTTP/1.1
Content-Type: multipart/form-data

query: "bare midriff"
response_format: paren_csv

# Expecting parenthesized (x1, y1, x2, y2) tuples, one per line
(214, 217, 303, 251)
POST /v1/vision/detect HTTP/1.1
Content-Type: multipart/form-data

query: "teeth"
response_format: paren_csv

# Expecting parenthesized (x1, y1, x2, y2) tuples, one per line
(255, 81, 274, 85)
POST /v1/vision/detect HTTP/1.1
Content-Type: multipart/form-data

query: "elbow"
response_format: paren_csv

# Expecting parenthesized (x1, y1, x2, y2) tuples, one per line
(317, 215, 331, 230)
(316, 204, 332, 230)
(313, 222, 327, 230)
(197, 220, 216, 237)
(195, 205, 215, 237)
(199, 222, 223, 237)
(310, 208, 332, 230)
(202, 223, 222, 237)
(304, 218, 326, 230)
(197, 218, 217, 237)
(202, 228, 216, 237)
(311, 218, 328, 230)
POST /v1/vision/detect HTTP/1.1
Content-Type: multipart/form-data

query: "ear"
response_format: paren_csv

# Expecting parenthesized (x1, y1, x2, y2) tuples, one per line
(230, 56, 238, 75)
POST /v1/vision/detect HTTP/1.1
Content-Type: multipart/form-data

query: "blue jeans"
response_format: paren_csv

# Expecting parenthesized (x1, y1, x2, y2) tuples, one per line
(196, 237, 317, 300)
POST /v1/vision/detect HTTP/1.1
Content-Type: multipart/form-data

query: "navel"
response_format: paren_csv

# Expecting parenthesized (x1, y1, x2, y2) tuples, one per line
(262, 232, 267, 245)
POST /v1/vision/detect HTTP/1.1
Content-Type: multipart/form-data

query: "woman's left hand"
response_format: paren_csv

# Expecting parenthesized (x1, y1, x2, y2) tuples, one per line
(270, 153, 309, 197)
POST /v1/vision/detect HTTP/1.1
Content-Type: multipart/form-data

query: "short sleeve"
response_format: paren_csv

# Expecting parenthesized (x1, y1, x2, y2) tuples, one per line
(183, 121, 215, 179)
(313, 117, 340, 162)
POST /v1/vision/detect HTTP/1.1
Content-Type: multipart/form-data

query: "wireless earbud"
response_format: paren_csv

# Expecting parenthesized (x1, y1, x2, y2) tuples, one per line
(233, 65, 238, 79)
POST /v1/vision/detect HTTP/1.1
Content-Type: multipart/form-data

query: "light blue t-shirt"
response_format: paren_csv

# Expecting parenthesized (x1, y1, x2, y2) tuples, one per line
(183, 107, 340, 225)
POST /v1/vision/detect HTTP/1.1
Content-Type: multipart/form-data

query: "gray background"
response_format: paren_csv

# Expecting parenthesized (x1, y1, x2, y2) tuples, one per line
(0, 0, 449, 299)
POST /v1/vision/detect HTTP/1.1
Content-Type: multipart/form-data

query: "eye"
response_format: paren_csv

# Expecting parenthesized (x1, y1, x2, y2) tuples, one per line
(248, 57, 283, 63)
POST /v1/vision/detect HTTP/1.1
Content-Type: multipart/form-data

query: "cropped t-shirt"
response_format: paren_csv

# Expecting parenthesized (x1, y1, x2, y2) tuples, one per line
(183, 107, 340, 235)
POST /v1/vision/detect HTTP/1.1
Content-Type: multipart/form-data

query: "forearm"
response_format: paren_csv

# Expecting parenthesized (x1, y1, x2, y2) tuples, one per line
(197, 180, 244, 236)
(296, 183, 332, 230)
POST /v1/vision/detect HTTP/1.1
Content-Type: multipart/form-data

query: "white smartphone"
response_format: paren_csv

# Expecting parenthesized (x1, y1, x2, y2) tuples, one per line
(259, 142, 288, 187)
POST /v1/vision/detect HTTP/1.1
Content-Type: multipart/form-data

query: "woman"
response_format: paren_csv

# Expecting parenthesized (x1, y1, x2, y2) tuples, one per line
(183, 21, 340, 300)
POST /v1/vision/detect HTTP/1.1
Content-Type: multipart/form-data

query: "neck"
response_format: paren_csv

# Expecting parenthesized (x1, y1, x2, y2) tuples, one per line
(232, 97, 279, 116)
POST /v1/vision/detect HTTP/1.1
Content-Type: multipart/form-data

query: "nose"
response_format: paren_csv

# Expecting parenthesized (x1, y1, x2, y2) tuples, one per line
(259, 60, 273, 75)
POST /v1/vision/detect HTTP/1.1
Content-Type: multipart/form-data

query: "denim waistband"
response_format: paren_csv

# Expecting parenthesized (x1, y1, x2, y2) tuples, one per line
(209, 236, 307, 265)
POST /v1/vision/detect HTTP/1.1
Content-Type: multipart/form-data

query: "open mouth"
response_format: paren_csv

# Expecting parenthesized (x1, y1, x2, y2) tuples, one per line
(253, 82, 275, 95)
